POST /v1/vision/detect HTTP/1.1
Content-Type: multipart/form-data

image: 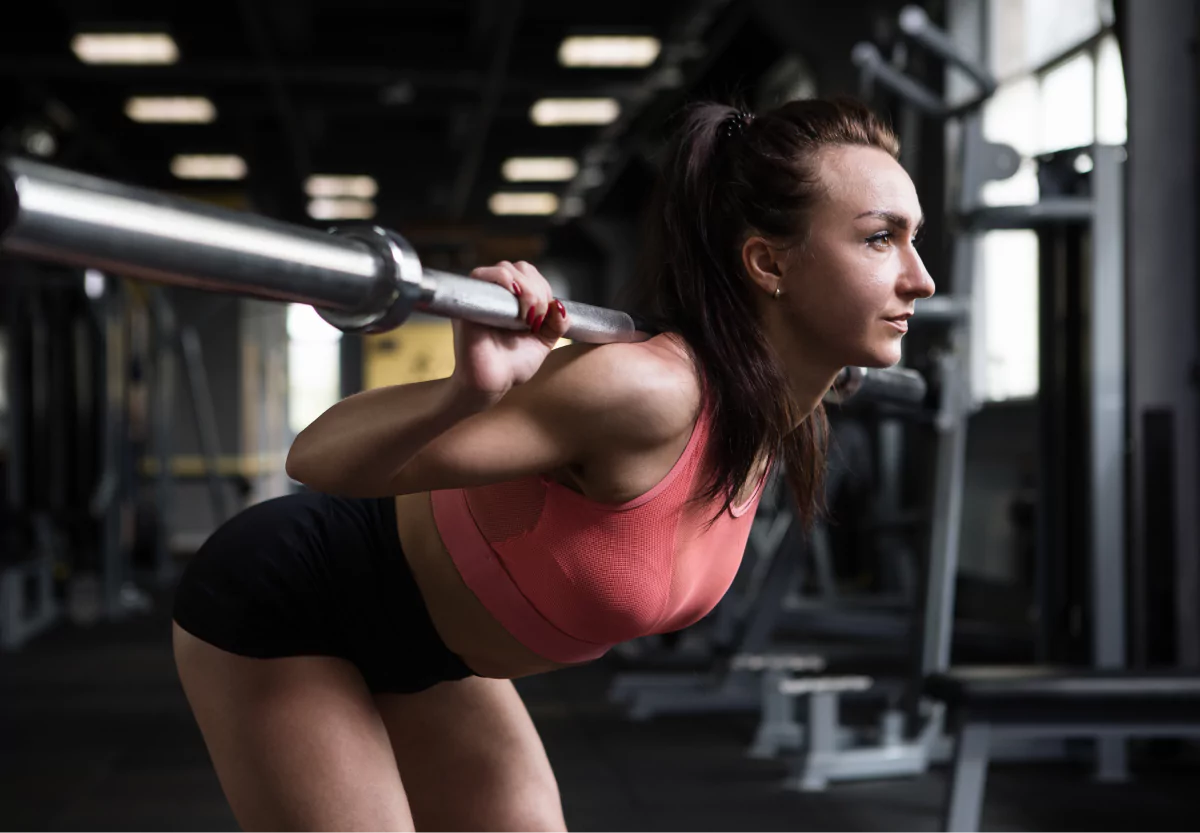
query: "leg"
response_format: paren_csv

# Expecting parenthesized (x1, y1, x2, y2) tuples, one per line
(172, 622, 415, 832)
(375, 676, 566, 832)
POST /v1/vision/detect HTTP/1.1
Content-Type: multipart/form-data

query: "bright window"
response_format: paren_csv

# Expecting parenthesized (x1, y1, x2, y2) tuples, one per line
(972, 0, 1124, 404)
(1023, 0, 1100, 70)
(989, 0, 1103, 79)
(286, 304, 342, 436)
(974, 231, 1040, 402)
(1095, 33, 1127, 145)
(1039, 52, 1095, 153)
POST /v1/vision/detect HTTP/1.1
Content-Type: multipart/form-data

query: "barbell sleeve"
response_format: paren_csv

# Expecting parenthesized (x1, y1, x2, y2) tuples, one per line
(0, 155, 385, 312)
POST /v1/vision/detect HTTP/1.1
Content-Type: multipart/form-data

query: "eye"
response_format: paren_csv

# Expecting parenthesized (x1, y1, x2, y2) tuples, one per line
(866, 231, 892, 250)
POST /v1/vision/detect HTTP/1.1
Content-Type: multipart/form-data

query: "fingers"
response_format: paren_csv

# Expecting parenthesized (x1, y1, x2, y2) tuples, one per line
(537, 298, 570, 344)
(510, 261, 548, 334)
(469, 260, 567, 341)
(469, 261, 537, 327)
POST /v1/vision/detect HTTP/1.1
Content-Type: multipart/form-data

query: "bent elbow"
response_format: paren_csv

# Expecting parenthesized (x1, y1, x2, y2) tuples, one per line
(284, 437, 317, 486)
(284, 449, 302, 484)
(284, 438, 358, 495)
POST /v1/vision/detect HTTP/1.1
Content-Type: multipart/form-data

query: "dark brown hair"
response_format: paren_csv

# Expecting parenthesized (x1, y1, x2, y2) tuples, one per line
(622, 96, 900, 529)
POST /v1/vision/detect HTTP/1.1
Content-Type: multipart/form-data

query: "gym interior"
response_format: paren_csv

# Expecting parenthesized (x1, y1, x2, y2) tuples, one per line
(2, 0, 1198, 830)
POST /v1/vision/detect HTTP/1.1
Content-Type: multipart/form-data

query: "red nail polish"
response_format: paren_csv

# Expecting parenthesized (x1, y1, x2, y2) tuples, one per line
(555, 300, 566, 318)
(512, 281, 522, 296)
(533, 313, 545, 333)
(526, 308, 537, 327)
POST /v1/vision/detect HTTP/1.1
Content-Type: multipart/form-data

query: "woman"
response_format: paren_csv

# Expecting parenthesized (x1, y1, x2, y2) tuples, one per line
(171, 96, 935, 831)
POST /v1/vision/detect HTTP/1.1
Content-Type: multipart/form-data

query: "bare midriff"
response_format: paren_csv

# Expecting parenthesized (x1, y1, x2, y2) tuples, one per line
(393, 488, 580, 679)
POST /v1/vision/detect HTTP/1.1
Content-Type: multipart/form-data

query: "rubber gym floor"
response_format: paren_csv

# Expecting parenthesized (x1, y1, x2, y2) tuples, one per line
(2, 592, 1197, 832)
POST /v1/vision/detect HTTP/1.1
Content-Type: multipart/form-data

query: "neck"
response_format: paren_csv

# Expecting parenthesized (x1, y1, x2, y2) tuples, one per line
(784, 363, 842, 422)
(760, 306, 842, 424)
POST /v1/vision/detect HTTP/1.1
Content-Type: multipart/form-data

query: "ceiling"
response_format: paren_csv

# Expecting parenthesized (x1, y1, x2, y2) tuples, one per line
(1, 0, 927, 274)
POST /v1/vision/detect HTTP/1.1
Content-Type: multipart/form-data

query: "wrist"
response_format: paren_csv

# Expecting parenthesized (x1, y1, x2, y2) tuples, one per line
(444, 375, 506, 414)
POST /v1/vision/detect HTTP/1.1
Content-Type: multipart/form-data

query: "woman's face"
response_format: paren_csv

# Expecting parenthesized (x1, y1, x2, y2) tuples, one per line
(773, 144, 935, 371)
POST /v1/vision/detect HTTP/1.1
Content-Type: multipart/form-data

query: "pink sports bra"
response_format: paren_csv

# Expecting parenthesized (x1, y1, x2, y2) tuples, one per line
(429, 390, 771, 664)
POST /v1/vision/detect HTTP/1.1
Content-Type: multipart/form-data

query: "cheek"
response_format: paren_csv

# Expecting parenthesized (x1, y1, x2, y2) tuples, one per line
(844, 262, 894, 309)
(793, 255, 890, 326)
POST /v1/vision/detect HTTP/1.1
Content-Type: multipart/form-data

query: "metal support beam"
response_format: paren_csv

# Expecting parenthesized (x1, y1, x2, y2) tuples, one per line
(1089, 144, 1129, 779)
(962, 199, 1093, 230)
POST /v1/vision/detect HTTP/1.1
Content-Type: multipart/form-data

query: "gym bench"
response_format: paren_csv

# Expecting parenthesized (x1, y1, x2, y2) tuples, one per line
(925, 666, 1200, 832)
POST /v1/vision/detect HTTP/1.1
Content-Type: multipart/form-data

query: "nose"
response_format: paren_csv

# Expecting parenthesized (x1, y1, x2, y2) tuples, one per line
(900, 248, 936, 300)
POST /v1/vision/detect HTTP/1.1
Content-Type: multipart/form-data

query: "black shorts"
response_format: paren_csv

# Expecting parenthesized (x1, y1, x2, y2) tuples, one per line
(171, 490, 475, 694)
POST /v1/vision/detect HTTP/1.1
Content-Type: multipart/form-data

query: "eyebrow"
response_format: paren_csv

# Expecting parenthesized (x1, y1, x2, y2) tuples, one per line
(856, 209, 925, 232)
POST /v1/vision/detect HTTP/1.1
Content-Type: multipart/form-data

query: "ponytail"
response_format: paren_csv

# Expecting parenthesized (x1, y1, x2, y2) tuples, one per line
(623, 96, 898, 528)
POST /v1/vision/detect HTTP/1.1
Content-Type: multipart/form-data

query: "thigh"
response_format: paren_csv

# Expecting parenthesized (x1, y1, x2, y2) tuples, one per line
(375, 676, 566, 832)
(172, 622, 414, 832)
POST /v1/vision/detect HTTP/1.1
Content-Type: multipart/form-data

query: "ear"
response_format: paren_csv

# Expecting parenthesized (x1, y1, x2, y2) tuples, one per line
(741, 235, 783, 297)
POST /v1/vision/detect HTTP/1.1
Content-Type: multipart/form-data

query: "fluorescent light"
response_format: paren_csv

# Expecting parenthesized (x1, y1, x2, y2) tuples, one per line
(170, 154, 247, 180)
(530, 98, 620, 126)
(558, 36, 661, 68)
(502, 157, 579, 182)
(488, 192, 560, 216)
(307, 198, 376, 220)
(71, 32, 179, 65)
(304, 175, 378, 199)
(125, 96, 216, 123)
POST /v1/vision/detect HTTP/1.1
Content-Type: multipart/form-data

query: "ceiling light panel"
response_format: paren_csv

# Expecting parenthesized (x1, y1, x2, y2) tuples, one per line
(307, 198, 377, 220)
(304, 175, 379, 199)
(170, 154, 247, 180)
(489, 192, 560, 216)
(530, 98, 620, 126)
(501, 157, 579, 182)
(71, 32, 179, 65)
(125, 97, 216, 123)
(558, 36, 661, 67)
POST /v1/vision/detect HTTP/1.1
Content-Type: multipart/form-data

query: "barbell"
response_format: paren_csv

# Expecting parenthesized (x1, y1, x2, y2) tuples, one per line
(0, 155, 926, 406)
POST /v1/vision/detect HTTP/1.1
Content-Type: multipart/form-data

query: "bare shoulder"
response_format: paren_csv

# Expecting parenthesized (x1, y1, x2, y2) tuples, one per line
(541, 334, 702, 451)
(384, 334, 700, 495)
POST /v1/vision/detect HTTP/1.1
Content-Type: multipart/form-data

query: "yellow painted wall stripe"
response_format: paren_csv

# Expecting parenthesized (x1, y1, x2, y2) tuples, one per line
(139, 452, 288, 478)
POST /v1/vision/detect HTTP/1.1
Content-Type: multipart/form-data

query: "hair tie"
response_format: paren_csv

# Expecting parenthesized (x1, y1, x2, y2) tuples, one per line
(719, 111, 755, 141)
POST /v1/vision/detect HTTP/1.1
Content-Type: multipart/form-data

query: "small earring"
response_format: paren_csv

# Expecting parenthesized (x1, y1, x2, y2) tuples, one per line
(773, 286, 782, 300)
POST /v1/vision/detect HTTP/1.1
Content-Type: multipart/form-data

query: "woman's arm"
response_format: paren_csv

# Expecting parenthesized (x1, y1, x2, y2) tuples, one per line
(284, 377, 497, 496)
(285, 341, 698, 498)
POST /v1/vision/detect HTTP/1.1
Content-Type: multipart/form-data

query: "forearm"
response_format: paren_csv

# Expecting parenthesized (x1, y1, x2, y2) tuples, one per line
(285, 377, 495, 497)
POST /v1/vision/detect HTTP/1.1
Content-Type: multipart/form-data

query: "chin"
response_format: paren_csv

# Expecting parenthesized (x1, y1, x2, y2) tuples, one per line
(844, 341, 903, 369)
